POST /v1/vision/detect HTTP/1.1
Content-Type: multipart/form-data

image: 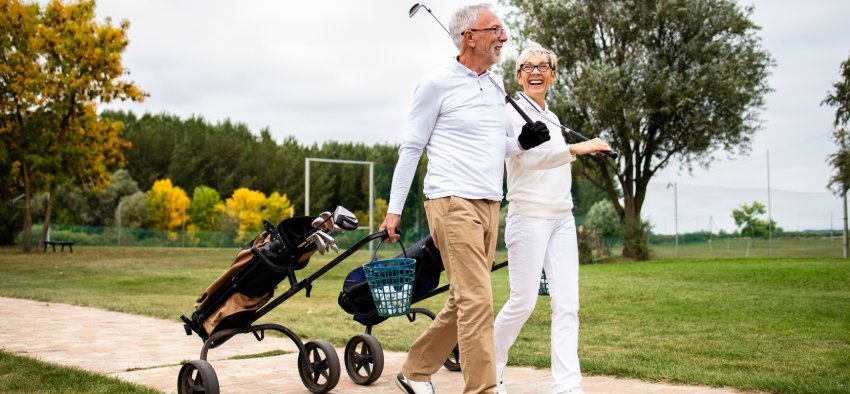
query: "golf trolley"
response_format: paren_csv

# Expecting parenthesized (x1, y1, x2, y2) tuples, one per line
(337, 234, 510, 385)
(178, 206, 388, 394)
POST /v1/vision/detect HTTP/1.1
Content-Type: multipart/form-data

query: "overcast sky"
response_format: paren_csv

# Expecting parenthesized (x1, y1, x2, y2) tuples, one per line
(94, 0, 850, 233)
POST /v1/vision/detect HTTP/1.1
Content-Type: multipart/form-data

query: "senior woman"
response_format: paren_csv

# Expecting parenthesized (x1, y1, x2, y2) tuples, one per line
(494, 43, 611, 394)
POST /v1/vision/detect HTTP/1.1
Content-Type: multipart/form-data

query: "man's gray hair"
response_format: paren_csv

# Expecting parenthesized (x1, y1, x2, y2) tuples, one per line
(449, 3, 493, 50)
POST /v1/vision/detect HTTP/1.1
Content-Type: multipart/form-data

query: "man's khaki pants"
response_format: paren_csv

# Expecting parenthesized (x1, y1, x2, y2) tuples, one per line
(401, 196, 500, 394)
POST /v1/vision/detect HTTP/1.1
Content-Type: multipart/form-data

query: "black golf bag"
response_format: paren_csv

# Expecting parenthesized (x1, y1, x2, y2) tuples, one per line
(182, 216, 325, 341)
(338, 235, 444, 326)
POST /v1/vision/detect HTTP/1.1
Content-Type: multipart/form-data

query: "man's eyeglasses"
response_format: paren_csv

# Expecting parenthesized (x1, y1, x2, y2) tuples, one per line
(462, 27, 507, 37)
(519, 63, 552, 73)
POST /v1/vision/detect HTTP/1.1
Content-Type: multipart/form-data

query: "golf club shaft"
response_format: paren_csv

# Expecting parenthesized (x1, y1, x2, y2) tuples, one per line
(427, 9, 451, 36)
(506, 94, 533, 124)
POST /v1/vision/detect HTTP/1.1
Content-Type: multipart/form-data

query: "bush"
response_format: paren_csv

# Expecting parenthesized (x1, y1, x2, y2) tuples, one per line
(577, 225, 595, 264)
(621, 218, 651, 260)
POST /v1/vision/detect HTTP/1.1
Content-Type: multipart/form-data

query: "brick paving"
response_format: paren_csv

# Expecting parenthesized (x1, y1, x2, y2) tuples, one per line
(0, 297, 753, 393)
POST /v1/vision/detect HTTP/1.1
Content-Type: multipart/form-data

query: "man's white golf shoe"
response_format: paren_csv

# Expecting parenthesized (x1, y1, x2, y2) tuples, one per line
(396, 372, 435, 394)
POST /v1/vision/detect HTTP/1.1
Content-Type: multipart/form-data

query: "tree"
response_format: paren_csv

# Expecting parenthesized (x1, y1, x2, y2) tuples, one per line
(44, 169, 140, 226)
(0, 0, 144, 252)
(225, 187, 266, 243)
(103, 109, 427, 235)
(822, 51, 850, 258)
(187, 186, 224, 232)
(1, 0, 48, 252)
(585, 200, 619, 256)
(116, 191, 147, 229)
(262, 192, 293, 224)
(146, 179, 189, 233)
(503, 0, 772, 259)
(732, 201, 775, 239)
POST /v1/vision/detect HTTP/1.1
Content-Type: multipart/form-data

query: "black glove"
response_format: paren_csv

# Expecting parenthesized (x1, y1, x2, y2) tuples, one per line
(518, 121, 550, 150)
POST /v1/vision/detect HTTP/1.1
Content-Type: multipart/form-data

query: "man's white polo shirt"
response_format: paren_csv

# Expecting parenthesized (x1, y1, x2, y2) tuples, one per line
(388, 58, 522, 215)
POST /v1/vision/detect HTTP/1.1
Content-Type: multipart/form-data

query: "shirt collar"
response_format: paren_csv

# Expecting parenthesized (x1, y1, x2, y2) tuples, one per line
(451, 57, 491, 78)
(518, 92, 548, 113)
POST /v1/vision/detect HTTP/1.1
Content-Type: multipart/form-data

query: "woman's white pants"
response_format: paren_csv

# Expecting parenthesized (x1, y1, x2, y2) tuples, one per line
(494, 213, 581, 393)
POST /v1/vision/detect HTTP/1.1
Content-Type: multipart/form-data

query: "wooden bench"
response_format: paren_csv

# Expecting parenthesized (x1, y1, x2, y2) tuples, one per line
(44, 241, 74, 253)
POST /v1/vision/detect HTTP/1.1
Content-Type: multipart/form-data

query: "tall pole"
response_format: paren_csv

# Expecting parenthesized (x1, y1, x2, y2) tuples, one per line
(182, 208, 186, 248)
(117, 200, 122, 245)
(674, 182, 679, 256)
(305, 158, 310, 216)
(708, 216, 713, 251)
(369, 162, 375, 255)
(767, 150, 772, 256)
(666, 182, 679, 256)
(841, 190, 850, 259)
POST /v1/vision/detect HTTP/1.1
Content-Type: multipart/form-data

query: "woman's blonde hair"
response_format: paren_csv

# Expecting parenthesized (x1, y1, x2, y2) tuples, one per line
(515, 42, 558, 81)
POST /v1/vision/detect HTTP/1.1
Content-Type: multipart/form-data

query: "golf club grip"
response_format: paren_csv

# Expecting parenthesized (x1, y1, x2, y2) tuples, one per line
(569, 130, 619, 159)
(505, 94, 533, 124)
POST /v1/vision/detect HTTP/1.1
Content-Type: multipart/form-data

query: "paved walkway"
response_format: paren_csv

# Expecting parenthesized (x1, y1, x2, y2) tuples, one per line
(0, 297, 751, 394)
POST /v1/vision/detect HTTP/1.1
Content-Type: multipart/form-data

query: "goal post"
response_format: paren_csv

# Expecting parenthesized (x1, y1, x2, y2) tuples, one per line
(304, 157, 375, 248)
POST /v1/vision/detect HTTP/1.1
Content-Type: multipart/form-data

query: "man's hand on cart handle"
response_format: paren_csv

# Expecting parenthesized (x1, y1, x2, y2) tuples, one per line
(379, 213, 402, 242)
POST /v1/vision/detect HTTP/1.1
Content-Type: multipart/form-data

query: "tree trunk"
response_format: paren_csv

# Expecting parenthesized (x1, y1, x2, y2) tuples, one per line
(620, 193, 651, 260)
(621, 216, 650, 260)
(843, 189, 848, 259)
(37, 183, 56, 251)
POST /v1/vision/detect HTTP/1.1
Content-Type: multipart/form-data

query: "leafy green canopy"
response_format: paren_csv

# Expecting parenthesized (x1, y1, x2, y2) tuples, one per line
(823, 52, 850, 195)
(503, 0, 773, 258)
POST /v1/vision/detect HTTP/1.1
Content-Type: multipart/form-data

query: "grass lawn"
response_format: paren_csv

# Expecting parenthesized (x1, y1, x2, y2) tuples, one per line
(0, 350, 157, 393)
(1, 244, 848, 393)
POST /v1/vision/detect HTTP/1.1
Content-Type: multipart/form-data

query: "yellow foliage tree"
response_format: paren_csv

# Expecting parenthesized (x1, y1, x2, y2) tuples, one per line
(374, 198, 389, 227)
(262, 192, 294, 224)
(226, 188, 266, 243)
(0, 0, 145, 252)
(146, 179, 189, 232)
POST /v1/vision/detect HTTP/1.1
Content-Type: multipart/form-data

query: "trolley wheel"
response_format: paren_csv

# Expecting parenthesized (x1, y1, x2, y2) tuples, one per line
(177, 360, 220, 394)
(443, 344, 461, 371)
(297, 339, 341, 393)
(344, 333, 384, 385)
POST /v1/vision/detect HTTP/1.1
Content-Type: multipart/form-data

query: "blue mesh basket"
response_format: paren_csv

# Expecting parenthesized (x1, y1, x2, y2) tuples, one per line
(538, 270, 549, 296)
(363, 257, 417, 317)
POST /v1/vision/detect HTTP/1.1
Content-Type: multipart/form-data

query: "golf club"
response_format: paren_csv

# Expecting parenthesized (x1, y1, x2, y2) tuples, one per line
(332, 205, 359, 232)
(408, 3, 618, 160)
(409, 3, 451, 36)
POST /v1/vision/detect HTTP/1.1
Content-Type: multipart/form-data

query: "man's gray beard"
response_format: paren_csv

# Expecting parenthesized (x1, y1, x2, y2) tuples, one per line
(490, 53, 501, 67)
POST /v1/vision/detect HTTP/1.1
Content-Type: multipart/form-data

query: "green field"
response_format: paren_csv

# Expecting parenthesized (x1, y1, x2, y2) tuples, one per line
(1, 242, 849, 394)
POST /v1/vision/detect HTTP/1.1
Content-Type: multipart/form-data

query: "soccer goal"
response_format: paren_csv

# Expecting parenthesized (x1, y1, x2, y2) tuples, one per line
(304, 157, 375, 247)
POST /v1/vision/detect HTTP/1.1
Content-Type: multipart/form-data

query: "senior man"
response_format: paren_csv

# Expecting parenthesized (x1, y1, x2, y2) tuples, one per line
(379, 4, 550, 394)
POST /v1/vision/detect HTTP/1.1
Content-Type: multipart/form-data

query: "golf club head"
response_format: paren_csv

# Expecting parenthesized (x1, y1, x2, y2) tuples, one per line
(333, 205, 359, 231)
(312, 211, 334, 233)
(315, 230, 335, 245)
(315, 231, 339, 253)
(409, 3, 422, 18)
(308, 232, 327, 254)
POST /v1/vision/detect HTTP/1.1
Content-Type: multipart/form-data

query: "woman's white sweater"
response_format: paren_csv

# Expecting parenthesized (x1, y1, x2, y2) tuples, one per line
(505, 97, 576, 219)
